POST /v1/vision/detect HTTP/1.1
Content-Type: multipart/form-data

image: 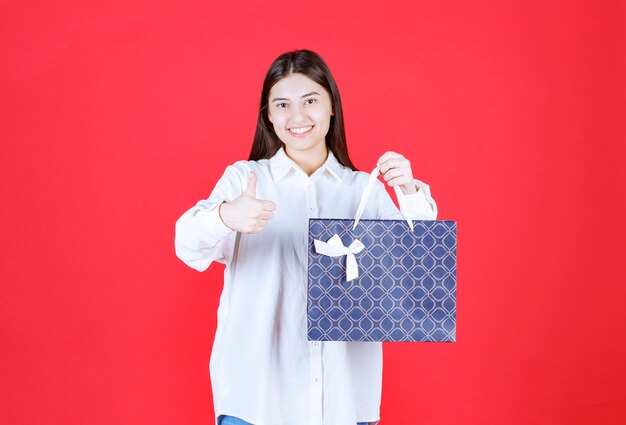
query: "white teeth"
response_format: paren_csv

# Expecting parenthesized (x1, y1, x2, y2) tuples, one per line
(289, 126, 313, 134)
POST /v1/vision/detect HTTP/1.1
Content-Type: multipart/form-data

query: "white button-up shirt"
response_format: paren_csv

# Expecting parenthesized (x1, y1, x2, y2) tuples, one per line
(174, 146, 437, 425)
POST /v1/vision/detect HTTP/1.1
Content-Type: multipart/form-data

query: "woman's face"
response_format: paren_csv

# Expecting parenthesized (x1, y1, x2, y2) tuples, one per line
(267, 72, 334, 155)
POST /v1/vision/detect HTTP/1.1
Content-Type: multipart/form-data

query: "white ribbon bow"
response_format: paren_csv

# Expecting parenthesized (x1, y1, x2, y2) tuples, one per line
(313, 234, 365, 282)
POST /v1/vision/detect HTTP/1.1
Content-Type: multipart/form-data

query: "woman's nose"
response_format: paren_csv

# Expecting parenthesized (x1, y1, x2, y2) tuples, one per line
(290, 104, 306, 122)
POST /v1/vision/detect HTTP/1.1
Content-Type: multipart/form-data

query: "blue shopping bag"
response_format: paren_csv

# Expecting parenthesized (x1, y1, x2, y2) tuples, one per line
(307, 167, 457, 342)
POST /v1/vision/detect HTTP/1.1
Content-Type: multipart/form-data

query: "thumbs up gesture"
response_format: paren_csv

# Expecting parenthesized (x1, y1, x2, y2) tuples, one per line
(218, 171, 277, 234)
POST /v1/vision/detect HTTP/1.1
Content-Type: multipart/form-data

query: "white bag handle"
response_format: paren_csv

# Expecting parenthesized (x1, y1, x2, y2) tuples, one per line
(352, 166, 414, 231)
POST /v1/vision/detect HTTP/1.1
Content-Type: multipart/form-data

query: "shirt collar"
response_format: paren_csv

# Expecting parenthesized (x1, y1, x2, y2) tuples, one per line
(269, 146, 344, 183)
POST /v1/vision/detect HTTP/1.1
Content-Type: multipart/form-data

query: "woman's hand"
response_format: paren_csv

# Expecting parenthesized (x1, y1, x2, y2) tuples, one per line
(376, 151, 418, 195)
(219, 172, 277, 234)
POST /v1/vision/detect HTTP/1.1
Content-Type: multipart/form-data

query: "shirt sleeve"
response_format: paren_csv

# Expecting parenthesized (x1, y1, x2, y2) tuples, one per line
(375, 178, 438, 221)
(174, 163, 246, 272)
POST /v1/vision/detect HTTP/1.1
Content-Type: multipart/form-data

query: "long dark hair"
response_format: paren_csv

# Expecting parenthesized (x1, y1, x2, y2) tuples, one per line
(248, 49, 357, 171)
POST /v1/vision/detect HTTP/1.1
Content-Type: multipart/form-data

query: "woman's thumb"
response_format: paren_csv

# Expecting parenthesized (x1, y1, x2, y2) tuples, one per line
(245, 171, 257, 198)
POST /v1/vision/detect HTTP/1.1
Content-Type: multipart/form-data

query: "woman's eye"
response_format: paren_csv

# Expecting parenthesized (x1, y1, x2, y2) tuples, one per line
(276, 103, 288, 108)
(305, 98, 317, 104)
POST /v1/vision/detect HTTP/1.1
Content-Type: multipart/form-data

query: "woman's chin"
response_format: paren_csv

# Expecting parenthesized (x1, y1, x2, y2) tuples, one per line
(284, 139, 326, 153)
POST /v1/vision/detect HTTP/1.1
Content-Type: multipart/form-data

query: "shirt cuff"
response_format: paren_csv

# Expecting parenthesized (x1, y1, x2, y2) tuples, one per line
(400, 180, 437, 220)
(193, 202, 236, 239)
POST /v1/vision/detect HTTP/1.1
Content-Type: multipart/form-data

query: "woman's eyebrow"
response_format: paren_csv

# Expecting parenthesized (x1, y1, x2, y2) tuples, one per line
(271, 92, 320, 102)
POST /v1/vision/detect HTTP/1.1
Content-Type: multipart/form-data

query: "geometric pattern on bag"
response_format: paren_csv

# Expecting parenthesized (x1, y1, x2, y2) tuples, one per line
(307, 218, 457, 342)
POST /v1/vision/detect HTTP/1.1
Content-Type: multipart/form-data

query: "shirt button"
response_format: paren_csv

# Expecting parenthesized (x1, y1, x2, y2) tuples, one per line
(314, 378, 319, 383)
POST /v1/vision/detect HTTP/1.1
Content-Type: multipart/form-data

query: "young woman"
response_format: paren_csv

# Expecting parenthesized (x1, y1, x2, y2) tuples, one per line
(175, 49, 437, 425)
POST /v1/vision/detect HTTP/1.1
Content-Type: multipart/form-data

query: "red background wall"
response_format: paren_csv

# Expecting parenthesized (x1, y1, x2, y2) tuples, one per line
(1, 1, 625, 424)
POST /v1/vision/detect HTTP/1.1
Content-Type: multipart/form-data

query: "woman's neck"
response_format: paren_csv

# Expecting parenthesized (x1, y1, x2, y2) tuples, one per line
(285, 144, 328, 176)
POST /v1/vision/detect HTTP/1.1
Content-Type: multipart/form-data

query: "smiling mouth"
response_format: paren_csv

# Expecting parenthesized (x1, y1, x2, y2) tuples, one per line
(289, 125, 314, 136)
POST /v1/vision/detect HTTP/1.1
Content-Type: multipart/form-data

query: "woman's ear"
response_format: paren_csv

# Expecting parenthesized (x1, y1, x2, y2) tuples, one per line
(268, 111, 273, 123)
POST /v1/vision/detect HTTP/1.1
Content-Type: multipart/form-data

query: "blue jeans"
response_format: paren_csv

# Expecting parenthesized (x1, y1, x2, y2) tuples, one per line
(218, 415, 369, 425)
